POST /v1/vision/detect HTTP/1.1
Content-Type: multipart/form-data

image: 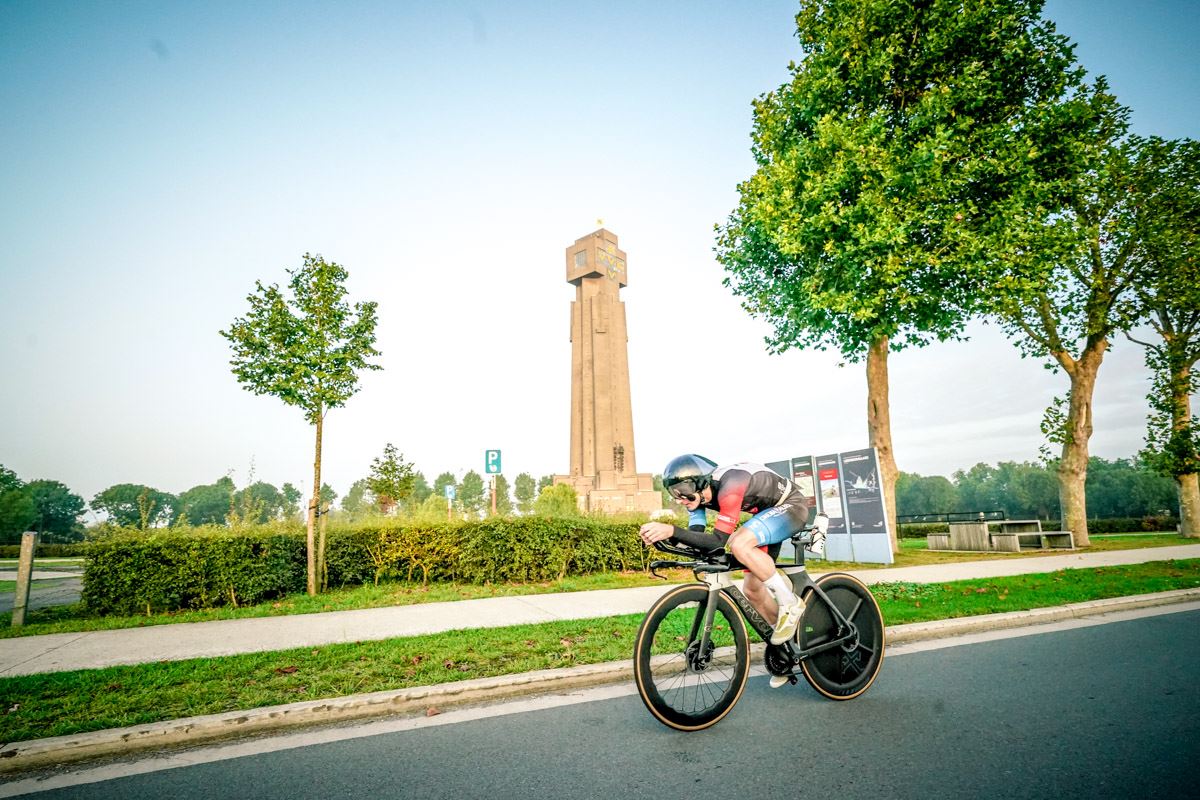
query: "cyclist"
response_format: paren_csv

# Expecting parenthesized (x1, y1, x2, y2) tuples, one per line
(639, 454, 825, 686)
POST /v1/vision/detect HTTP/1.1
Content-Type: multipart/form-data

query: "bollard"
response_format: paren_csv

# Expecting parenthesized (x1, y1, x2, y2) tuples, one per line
(11, 531, 39, 627)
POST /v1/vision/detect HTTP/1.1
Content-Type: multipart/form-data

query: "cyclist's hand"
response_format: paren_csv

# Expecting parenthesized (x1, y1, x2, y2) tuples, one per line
(639, 522, 674, 546)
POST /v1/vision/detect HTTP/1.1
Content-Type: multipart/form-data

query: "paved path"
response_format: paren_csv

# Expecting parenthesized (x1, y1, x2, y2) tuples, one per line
(2, 544, 1198, 678)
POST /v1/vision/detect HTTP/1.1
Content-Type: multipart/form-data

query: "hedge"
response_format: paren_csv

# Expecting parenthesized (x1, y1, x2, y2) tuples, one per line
(81, 516, 655, 615)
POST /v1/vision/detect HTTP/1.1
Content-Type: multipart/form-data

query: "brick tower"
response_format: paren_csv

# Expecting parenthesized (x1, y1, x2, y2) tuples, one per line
(555, 229, 662, 513)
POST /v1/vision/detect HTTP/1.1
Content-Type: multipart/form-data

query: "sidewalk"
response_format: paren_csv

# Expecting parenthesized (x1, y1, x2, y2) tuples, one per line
(4, 544, 1198, 679)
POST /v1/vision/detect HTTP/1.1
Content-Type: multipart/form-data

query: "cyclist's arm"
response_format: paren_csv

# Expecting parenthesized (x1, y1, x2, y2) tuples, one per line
(668, 525, 728, 553)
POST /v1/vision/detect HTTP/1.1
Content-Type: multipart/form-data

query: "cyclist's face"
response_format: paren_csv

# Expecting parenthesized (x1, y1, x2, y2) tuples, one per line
(673, 487, 707, 510)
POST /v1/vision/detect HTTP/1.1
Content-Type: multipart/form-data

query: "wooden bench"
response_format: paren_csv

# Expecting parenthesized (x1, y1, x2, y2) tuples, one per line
(991, 527, 1075, 552)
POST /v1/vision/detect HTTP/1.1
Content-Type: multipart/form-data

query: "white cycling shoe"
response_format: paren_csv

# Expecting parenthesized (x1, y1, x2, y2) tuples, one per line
(769, 674, 791, 689)
(769, 597, 805, 645)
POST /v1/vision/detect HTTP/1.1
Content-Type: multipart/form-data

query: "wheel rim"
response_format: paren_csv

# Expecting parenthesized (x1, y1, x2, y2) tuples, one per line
(635, 586, 748, 729)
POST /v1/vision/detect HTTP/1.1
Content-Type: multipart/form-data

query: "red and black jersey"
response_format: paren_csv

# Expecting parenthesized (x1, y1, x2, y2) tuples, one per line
(704, 462, 794, 535)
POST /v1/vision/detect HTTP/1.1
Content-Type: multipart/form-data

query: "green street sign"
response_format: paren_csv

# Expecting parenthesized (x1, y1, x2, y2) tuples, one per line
(485, 449, 502, 474)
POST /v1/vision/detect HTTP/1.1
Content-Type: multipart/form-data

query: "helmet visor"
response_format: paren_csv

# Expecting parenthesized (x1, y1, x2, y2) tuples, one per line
(667, 478, 700, 502)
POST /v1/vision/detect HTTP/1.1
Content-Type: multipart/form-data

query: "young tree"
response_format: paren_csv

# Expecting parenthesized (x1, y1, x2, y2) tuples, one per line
(367, 443, 416, 514)
(91, 484, 176, 529)
(1124, 137, 1200, 536)
(221, 253, 381, 595)
(715, 0, 1097, 553)
(514, 472, 536, 515)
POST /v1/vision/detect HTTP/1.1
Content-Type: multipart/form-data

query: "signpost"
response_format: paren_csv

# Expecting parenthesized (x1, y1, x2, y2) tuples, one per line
(444, 484, 455, 520)
(485, 450, 501, 515)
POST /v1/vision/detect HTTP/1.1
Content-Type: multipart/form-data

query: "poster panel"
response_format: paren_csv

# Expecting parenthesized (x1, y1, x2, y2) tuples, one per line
(814, 453, 853, 562)
(838, 448, 893, 564)
(789, 455, 817, 515)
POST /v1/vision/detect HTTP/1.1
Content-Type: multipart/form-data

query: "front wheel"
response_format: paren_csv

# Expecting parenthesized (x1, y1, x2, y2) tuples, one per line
(798, 572, 884, 700)
(633, 584, 750, 731)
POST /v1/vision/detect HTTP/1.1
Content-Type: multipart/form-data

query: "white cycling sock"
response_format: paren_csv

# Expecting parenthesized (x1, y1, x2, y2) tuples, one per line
(763, 572, 797, 607)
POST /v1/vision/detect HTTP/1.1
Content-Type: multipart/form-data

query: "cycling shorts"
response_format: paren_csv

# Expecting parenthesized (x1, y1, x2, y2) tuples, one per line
(739, 493, 809, 548)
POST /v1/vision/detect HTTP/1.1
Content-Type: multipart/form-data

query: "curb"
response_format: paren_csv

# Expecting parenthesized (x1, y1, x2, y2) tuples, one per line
(3, 588, 1199, 775)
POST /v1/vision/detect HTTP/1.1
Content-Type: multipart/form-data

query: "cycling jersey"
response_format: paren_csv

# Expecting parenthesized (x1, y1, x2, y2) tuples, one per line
(669, 462, 808, 554)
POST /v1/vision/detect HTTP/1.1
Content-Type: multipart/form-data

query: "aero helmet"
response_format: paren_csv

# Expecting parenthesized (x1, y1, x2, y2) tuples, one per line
(662, 454, 718, 500)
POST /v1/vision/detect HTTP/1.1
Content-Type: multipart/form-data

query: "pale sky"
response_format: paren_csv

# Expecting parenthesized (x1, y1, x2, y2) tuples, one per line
(2, 0, 1197, 515)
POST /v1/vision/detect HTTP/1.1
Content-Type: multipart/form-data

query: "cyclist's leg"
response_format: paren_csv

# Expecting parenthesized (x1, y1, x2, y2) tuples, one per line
(741, 566, 777, 623)
(731, 503, 806, 622)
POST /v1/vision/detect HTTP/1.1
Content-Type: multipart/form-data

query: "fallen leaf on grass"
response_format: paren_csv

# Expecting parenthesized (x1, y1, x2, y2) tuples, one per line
(275, 665, 299, 675)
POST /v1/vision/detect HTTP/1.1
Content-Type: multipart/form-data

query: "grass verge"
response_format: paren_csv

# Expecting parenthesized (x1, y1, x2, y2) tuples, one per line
(1, 558, 1197, 744)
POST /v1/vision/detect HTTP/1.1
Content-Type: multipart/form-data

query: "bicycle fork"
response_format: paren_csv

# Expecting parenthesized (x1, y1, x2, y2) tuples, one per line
(683, 571, 731, 673)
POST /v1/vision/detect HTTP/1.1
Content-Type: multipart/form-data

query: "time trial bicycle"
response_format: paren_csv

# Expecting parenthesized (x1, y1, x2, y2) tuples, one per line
(632, 517, 885, 731)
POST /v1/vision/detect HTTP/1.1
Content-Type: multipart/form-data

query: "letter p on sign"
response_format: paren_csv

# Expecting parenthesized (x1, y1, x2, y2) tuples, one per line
(485, 450, 502, 474)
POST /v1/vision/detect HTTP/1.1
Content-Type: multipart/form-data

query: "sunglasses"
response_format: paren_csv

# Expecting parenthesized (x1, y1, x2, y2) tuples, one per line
(668, 480, 700, 502)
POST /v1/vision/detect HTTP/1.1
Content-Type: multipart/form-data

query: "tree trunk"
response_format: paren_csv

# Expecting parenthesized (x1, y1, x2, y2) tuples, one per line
(306, 410, 323, 596)
(866, 336, 900, 554)
(318, 499, 329, 590)
(1172, 367, 1199, 537)
(1057, 345, 1105, 547)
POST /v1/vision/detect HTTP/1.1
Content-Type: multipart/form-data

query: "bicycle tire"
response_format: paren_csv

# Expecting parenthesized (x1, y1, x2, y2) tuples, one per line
(798, 572, 885, 700)
(633, 584, 750, 731)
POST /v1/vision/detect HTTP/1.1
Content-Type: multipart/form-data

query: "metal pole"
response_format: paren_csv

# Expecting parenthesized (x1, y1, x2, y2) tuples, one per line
(12, 531, 39, 627)
(491, 476, 497, 516)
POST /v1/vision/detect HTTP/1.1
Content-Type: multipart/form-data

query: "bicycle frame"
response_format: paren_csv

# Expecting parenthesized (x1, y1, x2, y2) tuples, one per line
(689, 564, 857, 663)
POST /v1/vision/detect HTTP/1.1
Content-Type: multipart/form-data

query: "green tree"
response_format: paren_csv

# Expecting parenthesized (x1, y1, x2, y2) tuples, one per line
(431, 472, 457, 511)
(492, 474, 513, 516)
(90, 484, 176, 529)
(0, 465, 36, 544)
(536, 475, 555, 494)
(1124, 137, 1200, 536)
(232, 481, 285, 525)
(533, 483, 579, 517)
(991, 90, 1143, 545)
(458, 471, 486, 517)
(894, 473, 958, 517)
(221, 253, 381, 595)
(367, 443, 416, 514)
(340, 478, 375, 520)
(514, 472, 536, 515)
(25, 479, 86, 542)
(281, 482, 303, 521)
(409, 472, 432, 507)
(174, 477, 236, 526)
(716, 0, 1095, 552)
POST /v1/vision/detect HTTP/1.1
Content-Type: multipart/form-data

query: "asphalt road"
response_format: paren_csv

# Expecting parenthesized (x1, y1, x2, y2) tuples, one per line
(10, 608, 1199, 800)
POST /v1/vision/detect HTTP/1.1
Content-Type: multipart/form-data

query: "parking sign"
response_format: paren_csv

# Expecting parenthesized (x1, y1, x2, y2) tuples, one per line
(485, 450, 502, 474)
